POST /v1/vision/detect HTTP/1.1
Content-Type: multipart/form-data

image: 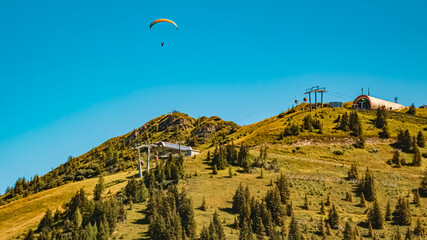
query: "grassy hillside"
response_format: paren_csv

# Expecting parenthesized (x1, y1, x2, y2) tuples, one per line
(1, 106, 427, 239)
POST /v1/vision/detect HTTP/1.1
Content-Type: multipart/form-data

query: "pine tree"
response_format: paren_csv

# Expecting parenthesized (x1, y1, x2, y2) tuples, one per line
(73, 208, 83, 229)
(37, 208, 54, 232)
(355, 134, 365, 149)
(348, 163, 359, 180)
(276, 173, 290, 204)
(200, 225, 211, 240)
(213, 165, 218, 175)
(229, 166, 233, 178)
(212, 210, 226, 240)
(325, 192, 332, 206)
(286, 200, 293, 217)
(420, 168, 427, 197)
(24, 229, 35, 240)
(93, 175, 105, 201)
(239, 218, 253, 240)
(325, 223, 331, 235)
(304, 194, 310, 210)
(265, 187, 285, 226)
(413, 217, 426, 238)
(345, 192, 353, 202)
(320, 201, 326, 215)
(288, 215, 302, 240)
(407, 104, 416, 115)
(201, 197, 208, 211)
(392, 150, 402, 167)
(368, 199, 384, 229)
(412, 142, 422, 167)
(359, 168, 376, 201)
(375, 107, 387, 129)
(368, 221, 374, 238)
(98, 216, 110, 240)
(413, 189, 421, 206)
(405, 227, 414, 240)
(84, 223, 98, 240)
(379, 122, 390, 139)
(397, 130, 412, 152)
(417, 131, 425, 148)
(339, 112, 350, 131)
(328, 204, 340, 229)
(343, 222, 356, 240)
(319, 217, 326, 238)
(385, 200, 392, 221)
(393, 197, 412, 225)
(394, 227, 402, 240)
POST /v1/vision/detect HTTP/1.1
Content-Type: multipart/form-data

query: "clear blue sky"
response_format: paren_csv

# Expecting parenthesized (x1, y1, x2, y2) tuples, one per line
(1, 0, 426, 192)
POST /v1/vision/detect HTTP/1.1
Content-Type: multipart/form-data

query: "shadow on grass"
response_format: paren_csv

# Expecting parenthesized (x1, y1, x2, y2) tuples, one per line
(219, 206, 235, 215)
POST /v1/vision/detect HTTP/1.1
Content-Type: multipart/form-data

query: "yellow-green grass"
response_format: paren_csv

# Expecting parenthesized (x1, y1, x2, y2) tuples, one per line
(113, 141, 427, 239)
(0, 171, 135, 240)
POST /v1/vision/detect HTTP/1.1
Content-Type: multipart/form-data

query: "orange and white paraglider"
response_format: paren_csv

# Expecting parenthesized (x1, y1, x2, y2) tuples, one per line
(150, 19, 178, 46)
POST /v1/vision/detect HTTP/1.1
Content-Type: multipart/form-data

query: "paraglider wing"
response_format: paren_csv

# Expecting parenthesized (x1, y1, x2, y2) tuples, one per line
(150, 19, 178, 30)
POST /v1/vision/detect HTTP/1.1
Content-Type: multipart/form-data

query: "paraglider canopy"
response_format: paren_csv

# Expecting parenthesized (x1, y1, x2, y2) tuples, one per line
(150, 19, 178, 29)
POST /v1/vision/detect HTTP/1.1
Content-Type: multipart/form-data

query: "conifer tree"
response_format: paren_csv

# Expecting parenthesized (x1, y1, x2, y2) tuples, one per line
(24, 229, 35, 240)
(368, 199, 384, 229)
(73, 208, 83, 229)
(304, 194, 310, 210)
(379, 122, 390, 139)
(392, 150, 402, 167)
(37, 208, 54, 232)
(394, 227, 402, 240)
(288, 215, 302, 240)
(325, 223, 331, 235)
(239, 218, 253, 240)
(412, 142, 422, 167)
(359, 168, 376, 201)
(417, 131, 425, 148)
(200, 225, 211, 240)
(355, 134, 365, 149)
(260, 201, 273, 237)
(413, 217, 426, 238)
(325, 193, 332, 206)
(375, 107, 387, 129)
(343, 222, 356, 240)
(276, 173, 290, 204)
(407, 104, 416, 115)
(405, 227, 414, 240)
(93, 175, 105, 201)
(229, 166, 233, 178)
(320, 201, 326, 215)
(328, 204, 340, 229)
(265, 187, 285, 226)
(368, 221, 374, 238)
(201, 197, 208, 211)
(286, 200, 293, 217)
(413, 189, 421, 206)
(319, 217, 326, 238)
(397, 130, 412, 152)
(348, 163, 359, 180)
(84, 223, 98, 240)
(393, 197, 412, 225)
(213, 165, 218, 175)
(420, 168, 427, 197)
(212, 210, 226, 240)
(339, 112, 350, 131)
(385, 200, 392, 221)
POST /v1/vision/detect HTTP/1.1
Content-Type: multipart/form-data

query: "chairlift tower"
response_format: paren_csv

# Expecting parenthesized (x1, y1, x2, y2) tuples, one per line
(133, 142, 157, 178)
(304, 86, 327, 111)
